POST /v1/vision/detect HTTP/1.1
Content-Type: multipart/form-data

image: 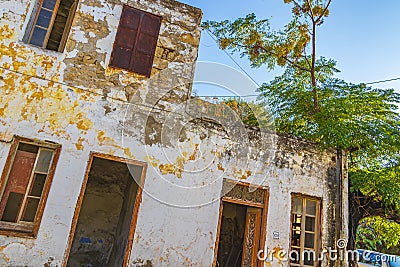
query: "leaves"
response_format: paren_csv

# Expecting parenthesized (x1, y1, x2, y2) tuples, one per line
(351, 159, 400, 214)
(357, 216, 400, 253)
(203, 13, 312, 71)
(258, 57, 400, 154)
(223, 99, 274, 129)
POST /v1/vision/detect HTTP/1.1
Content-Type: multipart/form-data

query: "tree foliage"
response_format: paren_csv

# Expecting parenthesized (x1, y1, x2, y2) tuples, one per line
(204, 0, 400, 254)
(259, 59, 400, 236)
(203, 0, 334, 113)
(357, 216, 400, 253)
(259, 58, 399, 151)
(223, 99, 273, 128)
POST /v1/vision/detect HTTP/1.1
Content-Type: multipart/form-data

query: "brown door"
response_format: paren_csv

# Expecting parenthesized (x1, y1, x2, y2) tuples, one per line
(242, 207, 262, 267)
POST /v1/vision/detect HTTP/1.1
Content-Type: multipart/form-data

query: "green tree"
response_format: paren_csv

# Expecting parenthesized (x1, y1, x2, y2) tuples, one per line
(223, 98, 272, 128)
(204, 0, 331, 113)
(204, 0, 400, 259)
(357, 216, 400, 254)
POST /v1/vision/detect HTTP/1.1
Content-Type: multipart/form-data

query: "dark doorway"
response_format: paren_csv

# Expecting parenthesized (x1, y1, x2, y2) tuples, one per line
(215, 180, 269, 267)
(66, 156, 144, 267)
(217, 202, 247, 266)
(216, 202, 262, 267)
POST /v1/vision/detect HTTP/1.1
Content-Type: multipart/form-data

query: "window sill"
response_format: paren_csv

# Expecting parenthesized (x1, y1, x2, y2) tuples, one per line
(17, 41, 65, 56)
(0, 221, 36, 238)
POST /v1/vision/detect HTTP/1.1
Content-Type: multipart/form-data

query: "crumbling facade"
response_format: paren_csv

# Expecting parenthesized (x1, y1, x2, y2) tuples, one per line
(0, 0, 348, 266)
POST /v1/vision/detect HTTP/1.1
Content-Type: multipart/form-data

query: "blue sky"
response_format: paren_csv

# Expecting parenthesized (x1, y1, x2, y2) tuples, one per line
(179, 0, 400, 98)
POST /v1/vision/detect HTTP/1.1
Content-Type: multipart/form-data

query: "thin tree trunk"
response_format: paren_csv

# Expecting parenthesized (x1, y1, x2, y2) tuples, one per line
(348, 191, 364, 267)
(311, 22, 318, 113)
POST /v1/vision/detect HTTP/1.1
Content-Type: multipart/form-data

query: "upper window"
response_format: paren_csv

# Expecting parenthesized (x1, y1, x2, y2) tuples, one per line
(290, 194, 321, 267)
(23, 0, 78, 52)
(0, 137, 60, 237)
(110, 5, 162, 77)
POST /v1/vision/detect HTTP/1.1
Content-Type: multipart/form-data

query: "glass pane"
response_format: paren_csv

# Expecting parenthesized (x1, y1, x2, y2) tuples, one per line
(289, 247, 301, 264)
(42, 0, 57, 10)
(292, 214, 302, 229)
(22, 197, 40, 222)
(291, 230, 301, 247)
(35, 149, 53, 173)
(36, 9, 53, 28)
(18, 143, 38, 154)
(306, 199, 317, 215)
(305, 233, 315, 248)
(304, 250, 315, 266)
(305, 216, 315, 232)
(30, 174, 47, 197)
(293, 197, 302, 213)
(30, 27, 47, 47)
(1, 192, 23, 222)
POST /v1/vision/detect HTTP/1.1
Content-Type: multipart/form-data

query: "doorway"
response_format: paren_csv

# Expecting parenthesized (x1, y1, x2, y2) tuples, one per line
(215, 180, 268, 267)
(65, 153, 146, 267)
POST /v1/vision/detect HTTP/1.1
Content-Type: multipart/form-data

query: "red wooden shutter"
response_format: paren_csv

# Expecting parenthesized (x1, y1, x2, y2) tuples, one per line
(110, 6, 161, 77)
(0, 150, 36, 221)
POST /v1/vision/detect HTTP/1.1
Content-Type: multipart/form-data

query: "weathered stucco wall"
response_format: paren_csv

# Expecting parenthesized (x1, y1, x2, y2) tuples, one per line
(0, 0, 347, 266)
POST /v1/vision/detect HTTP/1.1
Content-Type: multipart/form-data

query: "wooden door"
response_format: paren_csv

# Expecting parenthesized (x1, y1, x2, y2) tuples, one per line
(242, 207, 262, 267)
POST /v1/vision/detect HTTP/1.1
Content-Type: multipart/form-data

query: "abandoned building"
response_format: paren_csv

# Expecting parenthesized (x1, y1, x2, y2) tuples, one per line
(0, 0, 348, 266)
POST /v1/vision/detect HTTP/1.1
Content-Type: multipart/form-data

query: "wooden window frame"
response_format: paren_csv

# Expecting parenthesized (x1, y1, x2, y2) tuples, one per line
(0, 136, 61, 238)
(24, 0, 78, 52)
(62, 152, 148, 267)
(289, 193, 322, 267)
(58, 0, 78, 52)
(213, 179, 270, 267)
(109, 5, 162, 77)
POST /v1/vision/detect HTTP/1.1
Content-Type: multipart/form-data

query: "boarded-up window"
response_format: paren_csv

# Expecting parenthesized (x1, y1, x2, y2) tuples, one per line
(290, 195, 321, 267)
(0, 137, 60, 237)
(110, 5, 162, 77)
(24, 0, 78, 52)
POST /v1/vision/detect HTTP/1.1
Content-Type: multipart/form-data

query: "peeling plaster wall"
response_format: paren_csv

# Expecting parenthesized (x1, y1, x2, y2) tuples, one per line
(0, 0, 348, 266)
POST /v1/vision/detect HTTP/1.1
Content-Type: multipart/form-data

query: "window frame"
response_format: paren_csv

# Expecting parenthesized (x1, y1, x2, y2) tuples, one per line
(62, 152, 148, 267)
(289, 193, 322, 267)
(0, 136, 61, 238)
(24, 0, 78, 52)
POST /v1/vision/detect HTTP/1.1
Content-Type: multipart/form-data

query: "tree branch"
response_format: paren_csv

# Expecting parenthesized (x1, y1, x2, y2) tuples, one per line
(316, 0, 332, 23)
(302, 48, 312, 69)
(256, 44, 311, 72)
(292, 0, 314, 21)
(291, 0, 302, 9)
(222, 40, 311, 72)
(305, 0, 315, 22)
(353, 193, 400, 224)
